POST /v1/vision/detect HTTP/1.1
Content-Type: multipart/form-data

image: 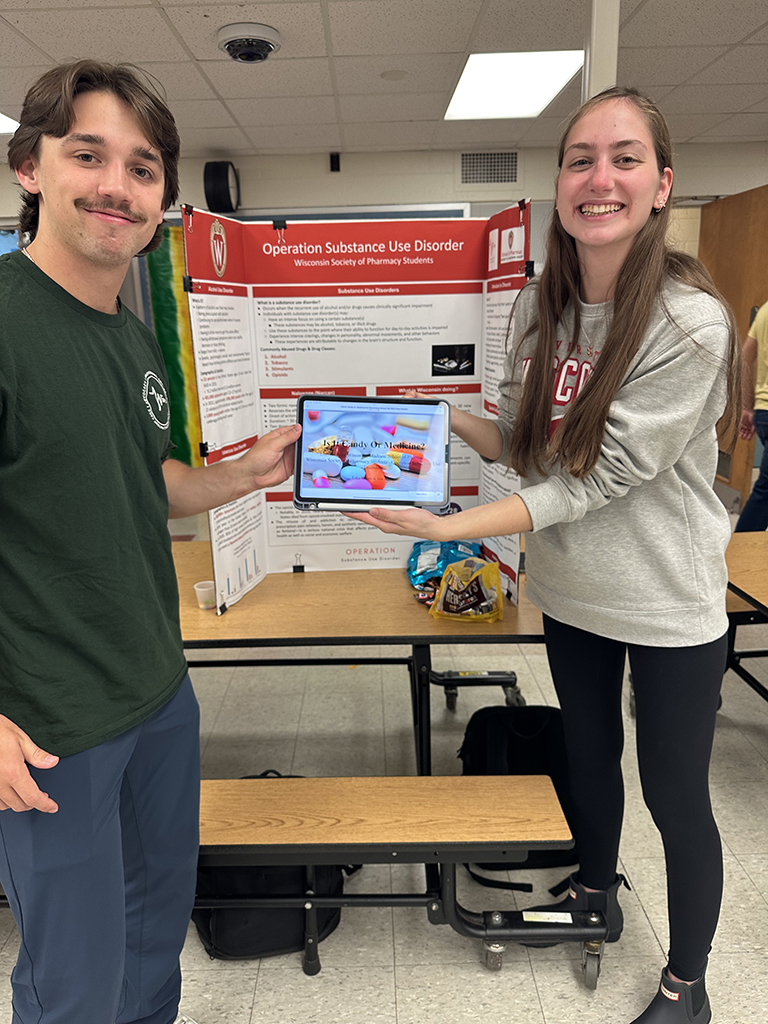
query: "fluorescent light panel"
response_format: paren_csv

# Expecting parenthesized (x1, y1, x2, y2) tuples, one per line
(445, 51, 584, 120)
(0, 112, 19, 133)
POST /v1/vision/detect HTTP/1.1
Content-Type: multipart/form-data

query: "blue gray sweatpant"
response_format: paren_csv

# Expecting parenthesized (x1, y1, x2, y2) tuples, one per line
(0, 675, 200, 1024)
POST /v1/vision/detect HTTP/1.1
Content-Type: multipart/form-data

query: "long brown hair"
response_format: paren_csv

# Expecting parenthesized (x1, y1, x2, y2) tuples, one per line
(507, 86, 740, 479)
(8, 60, 179, 256)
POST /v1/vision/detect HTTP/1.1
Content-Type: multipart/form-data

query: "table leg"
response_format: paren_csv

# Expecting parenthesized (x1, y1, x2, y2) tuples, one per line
(303, 864, 321, 976)
(727, 614, 768, 704)
(410, 644, 433, 776)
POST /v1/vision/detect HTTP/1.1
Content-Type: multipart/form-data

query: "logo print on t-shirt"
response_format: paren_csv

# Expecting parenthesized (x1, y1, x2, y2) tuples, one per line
(142, 371, 170, 430)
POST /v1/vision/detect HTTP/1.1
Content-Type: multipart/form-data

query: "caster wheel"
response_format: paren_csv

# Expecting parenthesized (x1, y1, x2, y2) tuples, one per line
(582, 942, 602, 989)
(504, 685, 526, 707)
(484, 943, 505, 971)
(445, 687, 458, 712)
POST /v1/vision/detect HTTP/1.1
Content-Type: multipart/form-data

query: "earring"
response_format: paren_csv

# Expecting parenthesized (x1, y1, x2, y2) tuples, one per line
(654, 197, 667, 212)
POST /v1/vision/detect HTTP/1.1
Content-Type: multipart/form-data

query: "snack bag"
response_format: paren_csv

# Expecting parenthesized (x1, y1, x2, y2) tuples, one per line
(407, 540, 482, 589)
(429, 557, 503, 623)
(406, 540, 482, 607)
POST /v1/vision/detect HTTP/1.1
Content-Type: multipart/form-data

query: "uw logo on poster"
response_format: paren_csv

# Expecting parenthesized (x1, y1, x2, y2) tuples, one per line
(500, 226, 525, 264)
(210, 218, 227, 278)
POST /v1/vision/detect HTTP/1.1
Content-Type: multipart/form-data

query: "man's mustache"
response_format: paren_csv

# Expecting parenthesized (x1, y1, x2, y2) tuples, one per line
(74, 198, 146, 224)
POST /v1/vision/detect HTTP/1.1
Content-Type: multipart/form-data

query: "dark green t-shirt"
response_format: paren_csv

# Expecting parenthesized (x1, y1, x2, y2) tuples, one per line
(0, 250, 188, 756)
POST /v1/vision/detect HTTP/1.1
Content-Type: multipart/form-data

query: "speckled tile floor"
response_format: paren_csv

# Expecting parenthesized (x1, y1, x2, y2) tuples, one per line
(1, 611, 766, 1023)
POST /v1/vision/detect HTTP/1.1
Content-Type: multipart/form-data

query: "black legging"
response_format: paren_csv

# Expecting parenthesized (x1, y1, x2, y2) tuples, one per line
(542, 614, 727, 982)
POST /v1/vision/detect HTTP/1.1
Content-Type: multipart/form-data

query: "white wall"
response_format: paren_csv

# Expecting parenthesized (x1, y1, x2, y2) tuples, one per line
(2, 141, 765, 229)
(173, 142, 768, 215)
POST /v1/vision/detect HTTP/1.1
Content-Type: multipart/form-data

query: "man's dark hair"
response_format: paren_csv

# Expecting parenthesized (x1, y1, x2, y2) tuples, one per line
(7, 60, 180, 256)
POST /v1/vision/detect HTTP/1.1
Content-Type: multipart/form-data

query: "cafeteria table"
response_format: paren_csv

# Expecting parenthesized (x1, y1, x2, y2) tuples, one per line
(724, 531, 768, 702)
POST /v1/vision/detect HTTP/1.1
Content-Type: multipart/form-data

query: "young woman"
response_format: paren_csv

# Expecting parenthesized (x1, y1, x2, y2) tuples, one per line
(348, 87, 739, 1024)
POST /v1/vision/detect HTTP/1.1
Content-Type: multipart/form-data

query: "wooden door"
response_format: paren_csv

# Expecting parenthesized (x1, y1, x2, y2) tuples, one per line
(698, 185, 768, 509)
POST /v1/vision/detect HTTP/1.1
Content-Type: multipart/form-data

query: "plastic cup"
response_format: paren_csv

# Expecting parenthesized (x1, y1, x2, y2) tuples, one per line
(194, 580, 216, 611)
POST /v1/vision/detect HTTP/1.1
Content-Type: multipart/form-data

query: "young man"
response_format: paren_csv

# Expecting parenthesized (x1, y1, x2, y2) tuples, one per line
(0, 61, 300, 1024)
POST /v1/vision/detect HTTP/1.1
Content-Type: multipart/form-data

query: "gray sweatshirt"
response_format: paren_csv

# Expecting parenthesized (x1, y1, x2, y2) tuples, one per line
(493, 278, 732, 647)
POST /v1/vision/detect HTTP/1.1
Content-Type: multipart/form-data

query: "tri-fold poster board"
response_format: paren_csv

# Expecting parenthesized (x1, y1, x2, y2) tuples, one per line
(181, 203, 530, 613)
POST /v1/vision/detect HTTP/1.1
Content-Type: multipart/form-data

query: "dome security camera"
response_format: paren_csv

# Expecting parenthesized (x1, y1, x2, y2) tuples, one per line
(217, 23, 282, 64)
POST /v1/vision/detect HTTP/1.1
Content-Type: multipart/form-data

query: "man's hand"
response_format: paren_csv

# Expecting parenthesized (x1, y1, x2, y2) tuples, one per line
(0, 716, 59, 813)
(738, 408, 755, 441)
(164, 423, 302, 518)
(236, 423, 302, 490)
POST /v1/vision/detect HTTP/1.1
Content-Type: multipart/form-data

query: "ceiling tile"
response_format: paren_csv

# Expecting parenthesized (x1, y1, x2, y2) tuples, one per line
(165, 4, 327, 61)
(340, 93, 447, 123)
(170, 99, 236, 129)
(699, 111, 768, 137)
(687, 45, 768, 85)
(178, 125, 254, 157)
(329, 0, 484, 56)
(0, 0, 142, 6)
(692, 135, 767, 143)
(620, 0, 768, 47)
(662, 113, 732, 141)
(0, 18, 53, 66)
(618, 46, 729, 87)
(246, 123, 342, 150)
(228, 95, 337, 126)
(334, 53, 463, 95)
(2, 8, 189, 63)
(619, 0, 646, 19)
(344, 120, 436, 149)
(431, 118, 531, 147)
(659, 83, 768, 114)
(0, 64, 49, 109)
(641, 85, 676, 105)
(742, 21, 768, 44)
(470, 0, 584, 52)
(201, 58, 332, 99)
(138, 61, 218, 101)
(540, 78, 581, 119)
(515, 117, 565, 147)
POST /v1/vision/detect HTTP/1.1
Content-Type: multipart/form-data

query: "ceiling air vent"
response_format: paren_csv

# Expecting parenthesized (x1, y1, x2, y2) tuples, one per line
(461, 151, 518, 184)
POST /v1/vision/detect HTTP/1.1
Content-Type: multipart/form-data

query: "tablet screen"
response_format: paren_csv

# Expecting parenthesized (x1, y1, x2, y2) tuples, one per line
(294, 394, 450, 511)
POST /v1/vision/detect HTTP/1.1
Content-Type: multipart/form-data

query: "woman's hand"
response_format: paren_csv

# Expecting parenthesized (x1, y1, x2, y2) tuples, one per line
(345, 493, 533, 542)
(343, 507, 452, 540)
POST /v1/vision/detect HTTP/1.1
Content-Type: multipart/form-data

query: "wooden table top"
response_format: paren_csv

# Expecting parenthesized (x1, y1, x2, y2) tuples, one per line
(174, 541, 546, 647)
(725, 532, 768, 616)
(199, 775, 571, 850)
(175, 530, 766, 647)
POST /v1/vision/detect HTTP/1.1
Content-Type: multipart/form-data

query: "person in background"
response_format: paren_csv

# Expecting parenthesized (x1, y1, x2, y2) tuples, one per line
(734, 299, 768, 531)
(0, 60, 300, 1024)
(349, 86, 739, 1024)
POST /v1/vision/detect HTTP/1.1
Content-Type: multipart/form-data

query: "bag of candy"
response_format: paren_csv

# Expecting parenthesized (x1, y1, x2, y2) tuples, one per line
(429, 557, 503, 623)
(407, 540, 482, 607)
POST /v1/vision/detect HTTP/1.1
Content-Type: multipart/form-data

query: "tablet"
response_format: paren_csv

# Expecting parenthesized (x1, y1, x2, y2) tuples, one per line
(293, 394, 451, 512)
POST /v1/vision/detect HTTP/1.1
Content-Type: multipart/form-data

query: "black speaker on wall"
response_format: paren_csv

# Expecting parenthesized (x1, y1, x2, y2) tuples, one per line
(204, 161, 241, 213)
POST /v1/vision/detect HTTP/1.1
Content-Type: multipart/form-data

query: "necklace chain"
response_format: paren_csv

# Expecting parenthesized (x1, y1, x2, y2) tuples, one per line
(21, 247, 120, 313)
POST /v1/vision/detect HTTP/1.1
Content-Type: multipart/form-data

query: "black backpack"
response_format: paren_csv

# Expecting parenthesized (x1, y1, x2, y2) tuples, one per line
(458, 704, 578, 874)
(192, 771, 360, 960)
